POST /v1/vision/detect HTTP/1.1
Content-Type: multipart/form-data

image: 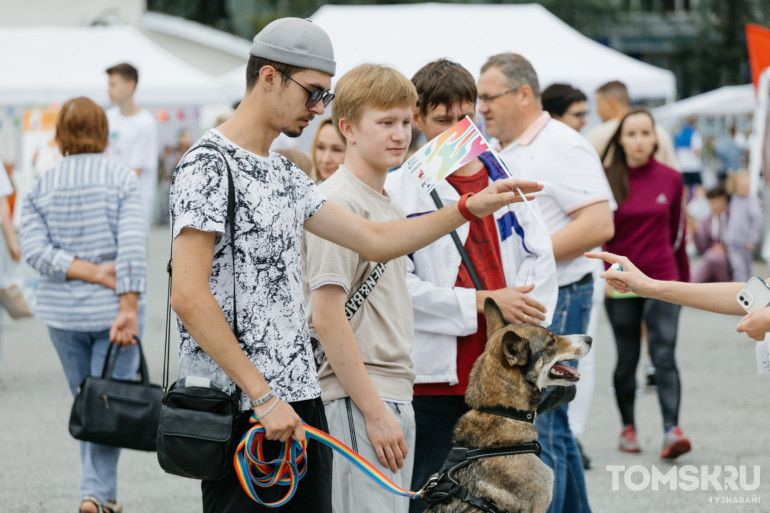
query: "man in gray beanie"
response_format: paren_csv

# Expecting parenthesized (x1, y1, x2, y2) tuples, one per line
(170, 17, 543, 513)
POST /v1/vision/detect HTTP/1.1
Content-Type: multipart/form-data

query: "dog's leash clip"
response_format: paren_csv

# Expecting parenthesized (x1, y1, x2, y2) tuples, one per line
(417, 473, 441, 497)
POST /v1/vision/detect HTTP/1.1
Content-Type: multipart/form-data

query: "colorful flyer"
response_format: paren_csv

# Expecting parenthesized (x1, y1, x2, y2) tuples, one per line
(404, 116, 489, 192)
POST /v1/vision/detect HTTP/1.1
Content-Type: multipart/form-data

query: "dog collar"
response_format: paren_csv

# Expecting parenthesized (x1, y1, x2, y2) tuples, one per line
(477, 406, 537, 424)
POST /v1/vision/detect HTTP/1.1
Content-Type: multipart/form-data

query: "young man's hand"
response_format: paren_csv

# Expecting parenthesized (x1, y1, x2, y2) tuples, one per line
(736, 307, 770, 341)
(586, 251, 655, 298)
(364, 404, 408, 473)
(479, 283, 547, 324)
(255, 400, 306, 442)
(466, 178, 542, 218)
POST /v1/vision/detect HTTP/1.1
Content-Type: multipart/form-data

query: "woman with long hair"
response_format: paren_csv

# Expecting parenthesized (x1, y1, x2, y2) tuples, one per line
(311, 117, 346, 183)
(602, 108, 690, 459)
(20, 97, 147, 513)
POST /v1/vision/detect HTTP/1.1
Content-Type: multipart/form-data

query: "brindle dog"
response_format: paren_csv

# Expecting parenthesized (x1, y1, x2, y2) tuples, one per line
(426, 298, 592, 513)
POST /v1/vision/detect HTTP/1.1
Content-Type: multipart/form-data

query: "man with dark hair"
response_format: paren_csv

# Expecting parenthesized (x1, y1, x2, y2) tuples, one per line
(105, 63, 138, 84)
(105, 62, 158, 226)
(385, 59, 557, 513)
(587, 80, 678, 169)
(169, 18, 542, 513)
(478, 52, 616, 513)
(541, 83, 588, 132)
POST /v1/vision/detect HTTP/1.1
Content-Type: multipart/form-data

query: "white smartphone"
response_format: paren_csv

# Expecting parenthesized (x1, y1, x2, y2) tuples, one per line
(736, 276, 770, 313)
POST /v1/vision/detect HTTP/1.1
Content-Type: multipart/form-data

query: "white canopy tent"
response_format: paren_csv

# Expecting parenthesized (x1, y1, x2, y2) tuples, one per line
(310, 3, 676, 101)
(0, 25, 226, 106)
(219, 3, 677, 104)
(652, 84, 756, 123)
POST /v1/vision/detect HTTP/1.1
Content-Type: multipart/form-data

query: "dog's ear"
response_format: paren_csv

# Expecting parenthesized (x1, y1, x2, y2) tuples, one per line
(484, 297, 507, 338)
(501, 330, 528, 367)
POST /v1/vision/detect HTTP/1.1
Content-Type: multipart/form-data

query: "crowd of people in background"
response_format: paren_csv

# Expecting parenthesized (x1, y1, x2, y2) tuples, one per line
(0, 15, 767, 513)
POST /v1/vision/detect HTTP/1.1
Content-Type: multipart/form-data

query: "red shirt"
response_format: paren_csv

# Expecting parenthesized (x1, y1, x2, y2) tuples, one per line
(414, 165, 507, 396)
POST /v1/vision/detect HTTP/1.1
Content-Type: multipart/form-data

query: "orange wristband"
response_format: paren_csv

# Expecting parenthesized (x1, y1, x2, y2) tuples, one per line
(457, 192, 479, 221)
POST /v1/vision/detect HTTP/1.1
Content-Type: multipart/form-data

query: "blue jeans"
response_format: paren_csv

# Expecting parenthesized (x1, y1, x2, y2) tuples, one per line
(47, 326, 140, 502)
(537, 280, 593, 513)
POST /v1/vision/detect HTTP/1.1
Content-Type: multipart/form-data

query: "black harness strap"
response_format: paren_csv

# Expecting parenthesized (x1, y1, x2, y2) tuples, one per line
(422, 442, 542, 513)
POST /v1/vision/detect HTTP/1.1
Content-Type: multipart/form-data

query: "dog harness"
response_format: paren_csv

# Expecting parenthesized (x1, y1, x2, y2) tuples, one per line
(421, 406, 541, 513)
(422, 440, 543, 513)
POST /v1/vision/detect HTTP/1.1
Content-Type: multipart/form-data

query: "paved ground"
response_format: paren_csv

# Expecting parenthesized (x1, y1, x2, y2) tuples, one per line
(1, 225, 768, 512)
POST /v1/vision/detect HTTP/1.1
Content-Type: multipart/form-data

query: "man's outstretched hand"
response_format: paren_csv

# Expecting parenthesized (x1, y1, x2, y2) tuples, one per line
(466, 178, 543, 218)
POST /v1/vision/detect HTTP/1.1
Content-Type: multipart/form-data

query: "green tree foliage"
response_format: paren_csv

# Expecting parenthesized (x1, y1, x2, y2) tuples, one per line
(672, 0, 770, 97)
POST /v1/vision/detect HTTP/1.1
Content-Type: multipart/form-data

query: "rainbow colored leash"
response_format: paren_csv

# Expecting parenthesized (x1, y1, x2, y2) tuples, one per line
(234, 413, 425, 506)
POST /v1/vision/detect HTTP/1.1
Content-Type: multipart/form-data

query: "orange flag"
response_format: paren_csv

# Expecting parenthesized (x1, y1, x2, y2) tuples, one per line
(746, 23, 770, 90)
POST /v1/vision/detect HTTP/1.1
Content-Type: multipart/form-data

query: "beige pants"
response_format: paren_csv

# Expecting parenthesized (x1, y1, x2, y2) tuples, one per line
(324, 398, 415, 513)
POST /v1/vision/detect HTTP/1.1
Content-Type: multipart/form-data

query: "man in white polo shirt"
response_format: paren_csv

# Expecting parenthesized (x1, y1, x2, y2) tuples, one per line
(477, 53, 615, 513)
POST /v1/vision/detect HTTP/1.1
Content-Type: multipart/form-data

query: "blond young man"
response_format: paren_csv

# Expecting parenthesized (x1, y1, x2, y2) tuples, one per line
(302, 64, 419, 513)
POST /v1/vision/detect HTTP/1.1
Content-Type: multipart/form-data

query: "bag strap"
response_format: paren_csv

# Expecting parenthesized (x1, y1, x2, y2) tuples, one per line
(429, 189, 483, 291)
(163, 143, 240, 399)
(103, 336, 151, 385)
(344, 262, 387, 320)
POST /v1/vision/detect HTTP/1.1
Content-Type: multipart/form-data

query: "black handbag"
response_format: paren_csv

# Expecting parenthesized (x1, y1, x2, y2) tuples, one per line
(68, 337, 162, 451)
(156, 144, 241, 481)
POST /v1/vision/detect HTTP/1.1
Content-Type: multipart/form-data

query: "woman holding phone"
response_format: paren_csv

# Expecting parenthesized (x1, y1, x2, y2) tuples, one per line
(600, 108, 690, 459)
(590, 253, 770, 341)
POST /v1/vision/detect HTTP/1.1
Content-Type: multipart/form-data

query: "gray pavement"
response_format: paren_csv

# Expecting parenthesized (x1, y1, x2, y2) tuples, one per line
(1, 225, 768, 512)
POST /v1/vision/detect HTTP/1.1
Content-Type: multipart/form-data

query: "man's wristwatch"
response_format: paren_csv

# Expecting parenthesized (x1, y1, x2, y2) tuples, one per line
(249, 390, 276, 408)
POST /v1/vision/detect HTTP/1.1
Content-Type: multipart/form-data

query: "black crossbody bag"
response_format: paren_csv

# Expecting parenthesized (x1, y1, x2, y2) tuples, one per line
(156, 144, 243, 481)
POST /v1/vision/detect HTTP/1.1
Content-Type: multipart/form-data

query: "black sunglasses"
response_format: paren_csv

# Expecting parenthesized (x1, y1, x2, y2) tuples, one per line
(279, 71, 335, 109)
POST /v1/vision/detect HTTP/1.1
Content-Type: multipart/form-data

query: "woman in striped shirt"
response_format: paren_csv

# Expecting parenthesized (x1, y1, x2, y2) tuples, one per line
(19, 97, 147, 513)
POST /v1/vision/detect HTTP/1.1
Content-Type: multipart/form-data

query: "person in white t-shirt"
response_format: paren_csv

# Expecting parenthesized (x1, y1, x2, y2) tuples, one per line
(105, 63, 159, 226)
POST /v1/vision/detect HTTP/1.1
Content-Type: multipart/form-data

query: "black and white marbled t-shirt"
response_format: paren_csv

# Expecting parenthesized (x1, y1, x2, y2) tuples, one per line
(170, 129, 325, 409)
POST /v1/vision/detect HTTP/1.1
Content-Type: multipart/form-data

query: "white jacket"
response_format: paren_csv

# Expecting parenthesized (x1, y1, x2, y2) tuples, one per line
(384, 156, 557, 385)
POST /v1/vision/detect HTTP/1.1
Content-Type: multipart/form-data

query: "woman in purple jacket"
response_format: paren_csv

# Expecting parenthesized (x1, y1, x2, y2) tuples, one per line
(602, 108, 691, 459)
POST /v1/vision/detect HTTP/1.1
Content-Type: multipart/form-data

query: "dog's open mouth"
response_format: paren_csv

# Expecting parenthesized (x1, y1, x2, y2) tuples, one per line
(549, 361, 580, 382)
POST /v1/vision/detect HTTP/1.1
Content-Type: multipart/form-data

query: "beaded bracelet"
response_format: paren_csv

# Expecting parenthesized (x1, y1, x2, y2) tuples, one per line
(254, 396, 280, 421)
(249, 390, 275, 408)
